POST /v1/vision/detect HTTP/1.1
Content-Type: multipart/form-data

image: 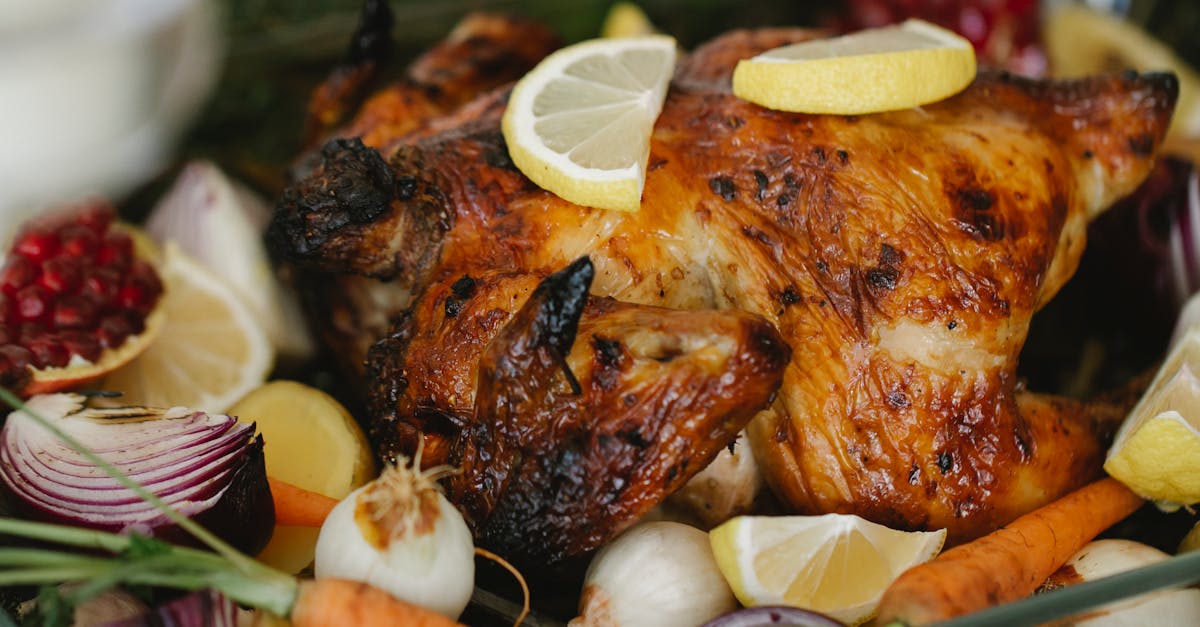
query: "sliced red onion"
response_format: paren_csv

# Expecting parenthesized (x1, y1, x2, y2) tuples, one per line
(0, 394, 274, 554)
(700, 606, 846, 627)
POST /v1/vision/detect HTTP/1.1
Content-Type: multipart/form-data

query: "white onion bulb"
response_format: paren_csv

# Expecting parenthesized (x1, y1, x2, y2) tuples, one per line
(313, 461, 475, 619)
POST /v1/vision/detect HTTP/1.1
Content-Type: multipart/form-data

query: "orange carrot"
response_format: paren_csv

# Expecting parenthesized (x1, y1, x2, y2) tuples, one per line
(876, 477, 1145, 626)
(268, 477, 341, 527)
(291, 578, 464, 627)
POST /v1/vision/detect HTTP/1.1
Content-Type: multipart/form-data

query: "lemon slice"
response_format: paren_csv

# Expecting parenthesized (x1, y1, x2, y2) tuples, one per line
(231, 381, 375, 573)
(600, 2, 657, 38)
(1105, 328, 1200, 508)
(502, 35, 676, 212)
(710, 514, 946, 626)
(1044, 5, 1200, 139)
(99, 244, 272, 413)
(732, 19, 975, 115)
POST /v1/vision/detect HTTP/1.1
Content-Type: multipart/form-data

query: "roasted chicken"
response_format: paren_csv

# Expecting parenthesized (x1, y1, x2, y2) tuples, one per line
(270, 18, 1178, 564)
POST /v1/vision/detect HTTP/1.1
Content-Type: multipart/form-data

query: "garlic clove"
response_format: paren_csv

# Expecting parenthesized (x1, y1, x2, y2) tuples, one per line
(571, 521, 738, 627)
(1042, 539, 1200, 626)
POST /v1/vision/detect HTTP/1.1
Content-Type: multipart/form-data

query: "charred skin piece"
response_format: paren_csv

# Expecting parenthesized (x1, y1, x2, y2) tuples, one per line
(368, 259, 790, 565)
(272, 25, 1178, 558)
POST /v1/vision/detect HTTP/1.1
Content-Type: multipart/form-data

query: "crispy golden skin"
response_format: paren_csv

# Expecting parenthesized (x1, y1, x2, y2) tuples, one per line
(270, 26, 1177, 558)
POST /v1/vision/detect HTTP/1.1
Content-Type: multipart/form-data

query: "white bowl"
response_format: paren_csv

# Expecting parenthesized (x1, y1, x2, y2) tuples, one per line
(0, 0, 221, 236)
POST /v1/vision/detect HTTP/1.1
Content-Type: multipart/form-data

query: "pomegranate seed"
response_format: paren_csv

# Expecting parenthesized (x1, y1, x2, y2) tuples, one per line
(22, 336, 69, 369)
(76, 203, 116, 234)
(17, 322, 46, 344)
(0, 344, 33, 372)
(0, 257, 39, 296)
(97, 314, 132, 349)
(51, 295, 97, 330)
(81, 268, 122, 305)
(38, 256, 82, 294)
(59, 330, 102, 362)
(95, 231, 134, 268)
(59, 225, 100, 259)
(13, 230, 60, 262)
(0, 327, 8, 346)
(14, 285, 51, 322)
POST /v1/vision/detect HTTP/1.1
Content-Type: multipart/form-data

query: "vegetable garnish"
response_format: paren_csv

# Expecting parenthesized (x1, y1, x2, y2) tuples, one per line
(923, 548, 1200, 627)
(0, 393, 273, 554)
(875, 478, 1144, 626)
(314, 446, 475, 619)
(0, 387, 462, 626)
(572, 521, 738, 627)
(0, 386, 294, 617)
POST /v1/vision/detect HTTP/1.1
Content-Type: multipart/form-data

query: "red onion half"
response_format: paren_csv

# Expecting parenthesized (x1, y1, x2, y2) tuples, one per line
(0, 394, 274, 554)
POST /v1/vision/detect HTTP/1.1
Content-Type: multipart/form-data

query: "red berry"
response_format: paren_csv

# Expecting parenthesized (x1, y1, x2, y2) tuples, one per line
(59, 225, 100, 259)
(0, 344, 33, 372)
(13, 230, 60, 262)
(38, 256, 82, 294)
(22, 336, 69, 369)
(95, 231, 133, 268)
(96, 315, 132, 349)
(14, 285, 51, 322)
(0, 257, 39, 296)
(51, 295, 98, 330)
(76, 203, 115, 234)
(59, 330, 102, 362)
(81, 268, 122, 305)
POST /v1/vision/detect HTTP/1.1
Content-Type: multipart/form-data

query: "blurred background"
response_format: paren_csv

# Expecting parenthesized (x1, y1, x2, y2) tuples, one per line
(2, 0, 1198, 227)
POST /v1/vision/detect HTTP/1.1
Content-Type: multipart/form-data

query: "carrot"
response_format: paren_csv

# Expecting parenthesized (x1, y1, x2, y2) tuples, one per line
(875, 477, 1145, 626)
(268, 477, 341, 527)
(291, 578, 465, 627)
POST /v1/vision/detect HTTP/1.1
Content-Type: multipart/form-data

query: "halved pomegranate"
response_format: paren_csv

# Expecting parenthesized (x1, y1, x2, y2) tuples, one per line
(0, 201, 165, 397)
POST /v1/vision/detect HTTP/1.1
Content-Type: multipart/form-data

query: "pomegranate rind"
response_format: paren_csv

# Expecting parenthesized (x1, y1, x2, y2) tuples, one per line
(23, 307, 166, 396)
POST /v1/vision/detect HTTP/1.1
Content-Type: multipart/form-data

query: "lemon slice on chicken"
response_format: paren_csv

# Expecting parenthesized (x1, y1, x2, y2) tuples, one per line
(502, 35, 676, 212)
(733, 19, 975, 115)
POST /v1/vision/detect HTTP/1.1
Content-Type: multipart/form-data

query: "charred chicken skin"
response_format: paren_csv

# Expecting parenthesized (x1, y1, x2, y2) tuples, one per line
(270, 20, 1178, 562)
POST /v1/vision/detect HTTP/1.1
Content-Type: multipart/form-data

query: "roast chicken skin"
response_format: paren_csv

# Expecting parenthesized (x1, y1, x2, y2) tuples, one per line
(270, 23, 1177, 560)
(293, 12, 560, 386)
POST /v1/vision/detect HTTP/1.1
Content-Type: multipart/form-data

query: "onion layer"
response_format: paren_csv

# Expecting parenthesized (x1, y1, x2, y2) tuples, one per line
(0, 393, 274, 554)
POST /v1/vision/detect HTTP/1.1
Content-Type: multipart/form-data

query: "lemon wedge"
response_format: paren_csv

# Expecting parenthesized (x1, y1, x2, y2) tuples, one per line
(732, 19, 975, 115)
(98, 244, 272, 413)
(231, 381, 375, 573)
(600, 2, 657, 38)
(710, 514, 946, 626)
(1105, 328, 1200, 509)
(502, 35, 676, 212)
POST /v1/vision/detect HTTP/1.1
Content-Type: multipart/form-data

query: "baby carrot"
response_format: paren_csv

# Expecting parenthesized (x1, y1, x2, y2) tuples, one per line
(291, 578, 464, 627)
(269, 477, 341, 527)
(876, 477, 1145, 626)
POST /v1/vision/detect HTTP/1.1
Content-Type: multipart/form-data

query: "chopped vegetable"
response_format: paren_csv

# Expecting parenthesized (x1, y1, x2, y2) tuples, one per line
(0, 393, 273, 555)
(0, 386, 464, 625)
(103, 589, 241, 627)
(875, 478, 1145, 626)
(268, 477, 339, 527)
(571, 521, 738, 627)
(313, 455, 475, 619)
